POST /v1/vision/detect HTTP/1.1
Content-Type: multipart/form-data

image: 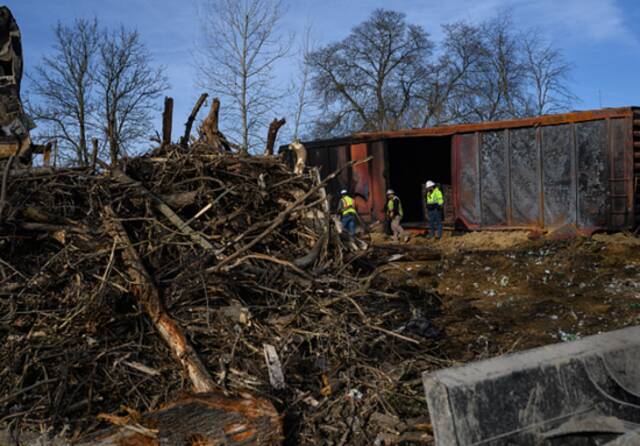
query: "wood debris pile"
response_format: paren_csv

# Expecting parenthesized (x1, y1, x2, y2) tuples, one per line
(0, 142, 441, 444)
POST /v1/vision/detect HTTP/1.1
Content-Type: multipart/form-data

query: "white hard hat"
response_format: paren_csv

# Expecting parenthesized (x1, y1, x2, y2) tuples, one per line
(425, 180, 435, 188)
(386, 189, 394, 195)
(340, 189, 348, 195)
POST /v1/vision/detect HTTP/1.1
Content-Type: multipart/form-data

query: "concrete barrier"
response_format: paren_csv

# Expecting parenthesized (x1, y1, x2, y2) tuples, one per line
(423, 326, 640, 445)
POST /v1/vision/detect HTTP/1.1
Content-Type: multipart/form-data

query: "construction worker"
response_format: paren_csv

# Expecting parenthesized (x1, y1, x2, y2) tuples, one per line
(425, 180, 444, 239)
(337, 189, 357, 237)
(386, 189, 409, 242)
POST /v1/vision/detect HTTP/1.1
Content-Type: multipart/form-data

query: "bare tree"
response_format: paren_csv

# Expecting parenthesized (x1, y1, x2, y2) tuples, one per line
(456, 14, 529, 122)
(306, 11, 576, 136)
(195, 0, 290, 154)
(290, 23, 316, 141)
(97, 26, 168, 164)
(418, 22, 485, 127)
(28, 19, 100, 166)
(523, 31, 576, 115)
(446, 15, 576, 122)
(29, 20, 168, 166)
(307, 9, 433, 137)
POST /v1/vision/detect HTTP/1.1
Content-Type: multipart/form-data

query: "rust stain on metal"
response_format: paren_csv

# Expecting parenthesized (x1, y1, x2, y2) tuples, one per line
(352, 107, 635, 141)
(350, 143, 371, 213)
(452, 133, 481, 229)
(369, 140, 387, 221)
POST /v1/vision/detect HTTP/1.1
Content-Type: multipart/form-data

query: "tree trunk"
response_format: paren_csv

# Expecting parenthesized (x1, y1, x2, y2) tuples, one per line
(103, 206, 216, 392)
(241, 13, 250, 154)
(78, 96, 88, 166)
(91, 138, 99, 170)
(199, 98, 227, 150)
(207, 97, 220, 133)
(99, 209, 283, 445)
(107, 116, 118, 165)
(264, 118, 286, 156)
(162, 96, 173, 147)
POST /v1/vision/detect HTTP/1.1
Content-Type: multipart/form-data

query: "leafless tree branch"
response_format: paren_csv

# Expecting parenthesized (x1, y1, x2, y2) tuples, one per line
(27, 19, 100, 166)
(97, 26, 168, 164)
(195, 0, 291, 154)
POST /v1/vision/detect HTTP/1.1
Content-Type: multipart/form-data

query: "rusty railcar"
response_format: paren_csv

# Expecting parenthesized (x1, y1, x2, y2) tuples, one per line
(297, 107, 640, 232)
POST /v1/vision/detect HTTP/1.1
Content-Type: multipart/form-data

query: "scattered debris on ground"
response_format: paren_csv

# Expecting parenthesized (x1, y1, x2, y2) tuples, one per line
(0, 143, 441, 445)
(375, 231, 640, 366)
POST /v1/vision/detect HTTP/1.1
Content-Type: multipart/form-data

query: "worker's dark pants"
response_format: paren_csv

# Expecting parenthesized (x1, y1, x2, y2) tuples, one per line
(384, 219, 393, 236)
(341, 214, 356, 236)
(427, 207, 442, 239)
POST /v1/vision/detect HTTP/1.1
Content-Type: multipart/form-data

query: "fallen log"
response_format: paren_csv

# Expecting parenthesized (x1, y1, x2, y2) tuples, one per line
(79, 392, 283, 446)
(104, 205, 216, 393)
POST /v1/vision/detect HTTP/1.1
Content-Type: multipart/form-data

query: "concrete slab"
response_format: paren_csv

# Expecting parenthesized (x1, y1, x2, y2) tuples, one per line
(423, 325, 640, 445)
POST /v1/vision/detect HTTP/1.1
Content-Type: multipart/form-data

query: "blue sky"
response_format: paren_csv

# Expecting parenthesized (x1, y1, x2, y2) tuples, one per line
(7, 0, 640, 142)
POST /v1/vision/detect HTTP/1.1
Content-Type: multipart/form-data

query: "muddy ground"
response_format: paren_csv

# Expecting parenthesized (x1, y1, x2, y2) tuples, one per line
(369, 230, 640, 443)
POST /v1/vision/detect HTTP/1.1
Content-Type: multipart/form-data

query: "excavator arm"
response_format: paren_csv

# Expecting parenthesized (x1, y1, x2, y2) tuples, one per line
(0, 6, 45, 164)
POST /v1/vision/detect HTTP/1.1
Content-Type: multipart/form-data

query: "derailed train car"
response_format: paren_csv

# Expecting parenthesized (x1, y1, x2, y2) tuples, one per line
(296, 107, 639, 233)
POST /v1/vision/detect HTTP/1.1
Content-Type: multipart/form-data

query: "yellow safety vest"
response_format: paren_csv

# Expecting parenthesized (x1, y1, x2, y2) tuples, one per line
(426, 187, 444, 206)
(386, 196, 403, 217)
(341, 196, 357, 216)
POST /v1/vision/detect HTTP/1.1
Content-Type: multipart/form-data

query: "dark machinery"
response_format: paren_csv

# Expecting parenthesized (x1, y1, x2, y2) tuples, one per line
(0, 6, 48, 165)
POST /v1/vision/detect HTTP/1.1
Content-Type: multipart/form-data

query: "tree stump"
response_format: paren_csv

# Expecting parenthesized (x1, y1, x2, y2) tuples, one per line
(264, 118, 286, 156)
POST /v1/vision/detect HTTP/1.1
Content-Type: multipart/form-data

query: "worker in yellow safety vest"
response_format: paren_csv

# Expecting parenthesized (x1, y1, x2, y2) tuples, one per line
(337, 189, 357, 236)
(386, 189, 409, 242)
(425, 180, 444, 239)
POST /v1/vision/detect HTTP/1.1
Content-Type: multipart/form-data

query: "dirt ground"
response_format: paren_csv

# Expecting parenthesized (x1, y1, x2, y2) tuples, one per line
(369, 230, 640, 442)
(376, 230, 640, 361)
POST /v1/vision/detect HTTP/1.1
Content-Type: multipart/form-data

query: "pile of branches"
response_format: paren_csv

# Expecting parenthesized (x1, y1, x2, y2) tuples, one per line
(0, 142, 443, 444)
